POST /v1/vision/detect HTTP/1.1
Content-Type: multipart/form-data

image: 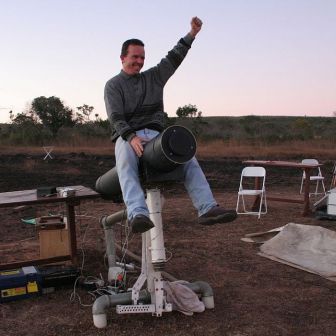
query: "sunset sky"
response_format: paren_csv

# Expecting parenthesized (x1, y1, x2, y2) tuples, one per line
(1, 0, 335, 123)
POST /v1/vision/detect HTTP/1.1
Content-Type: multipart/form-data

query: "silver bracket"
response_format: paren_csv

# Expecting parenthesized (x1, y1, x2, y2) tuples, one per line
(116, 304, 156, 314)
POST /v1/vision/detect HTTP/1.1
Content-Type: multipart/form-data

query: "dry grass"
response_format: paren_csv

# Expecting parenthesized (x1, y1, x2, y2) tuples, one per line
(0, 143, 115, 156)
(196, 139, 336, 159)
(0, 139, 335, 160)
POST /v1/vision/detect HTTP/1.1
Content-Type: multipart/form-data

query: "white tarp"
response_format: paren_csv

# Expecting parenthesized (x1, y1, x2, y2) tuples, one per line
(259, 223, 336, 281)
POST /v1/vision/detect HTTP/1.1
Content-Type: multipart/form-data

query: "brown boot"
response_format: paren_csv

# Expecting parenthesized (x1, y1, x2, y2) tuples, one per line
(198, 206, 237, 225)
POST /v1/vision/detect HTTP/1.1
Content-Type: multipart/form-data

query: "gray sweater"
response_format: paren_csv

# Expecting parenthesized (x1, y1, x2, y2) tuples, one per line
(104, 34, 195, 142)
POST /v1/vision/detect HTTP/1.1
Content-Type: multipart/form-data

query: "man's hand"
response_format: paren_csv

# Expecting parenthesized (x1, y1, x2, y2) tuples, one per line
(130, 136, 148, 157)
(190, 16, 203, 38)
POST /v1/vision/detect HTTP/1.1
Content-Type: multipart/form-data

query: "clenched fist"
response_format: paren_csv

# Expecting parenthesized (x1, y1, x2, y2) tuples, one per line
(190, 16, 203, 37)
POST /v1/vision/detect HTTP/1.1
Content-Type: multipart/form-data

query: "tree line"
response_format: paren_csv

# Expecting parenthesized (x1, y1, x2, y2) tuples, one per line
(1, 96, 335, 146)
(0, 96, 202, 146)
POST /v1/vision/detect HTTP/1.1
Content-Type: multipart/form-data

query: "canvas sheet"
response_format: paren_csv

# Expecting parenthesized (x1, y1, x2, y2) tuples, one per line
(241, 226, 284, 244)
(258, 223, 336, 281)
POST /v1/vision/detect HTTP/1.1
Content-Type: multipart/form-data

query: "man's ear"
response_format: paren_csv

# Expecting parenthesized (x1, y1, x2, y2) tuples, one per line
(120, 55, 125, 63)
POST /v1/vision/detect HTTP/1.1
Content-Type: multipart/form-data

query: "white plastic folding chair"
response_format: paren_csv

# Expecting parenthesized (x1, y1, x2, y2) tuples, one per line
(236, 166, 267, 219)
(299, 159, 326, 196)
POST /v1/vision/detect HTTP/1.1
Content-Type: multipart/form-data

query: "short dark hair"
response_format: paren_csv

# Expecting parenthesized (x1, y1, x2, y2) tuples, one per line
(121, 39, 144, 57)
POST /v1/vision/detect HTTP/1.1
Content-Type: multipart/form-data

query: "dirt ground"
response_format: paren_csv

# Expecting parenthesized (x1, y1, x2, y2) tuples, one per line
(1, 152, 336, 336)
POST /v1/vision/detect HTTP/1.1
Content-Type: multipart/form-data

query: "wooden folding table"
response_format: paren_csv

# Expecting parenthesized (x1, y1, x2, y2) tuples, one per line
(0, 185, 100, 270)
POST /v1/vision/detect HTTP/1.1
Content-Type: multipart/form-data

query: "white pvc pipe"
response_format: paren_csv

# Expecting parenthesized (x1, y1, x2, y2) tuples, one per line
(92, 290, 151, 328)
(146, 189, 166, 265)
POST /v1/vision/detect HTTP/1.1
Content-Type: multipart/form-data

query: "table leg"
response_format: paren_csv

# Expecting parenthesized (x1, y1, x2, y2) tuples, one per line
(303, 168, 312, 216)
(66, 200, 79, 265)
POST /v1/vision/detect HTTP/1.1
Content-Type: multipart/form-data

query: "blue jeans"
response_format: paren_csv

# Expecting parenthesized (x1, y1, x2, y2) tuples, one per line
(115, 129, 217, 220)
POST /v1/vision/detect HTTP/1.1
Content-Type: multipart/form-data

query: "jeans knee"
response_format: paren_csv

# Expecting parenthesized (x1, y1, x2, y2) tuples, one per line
(116, 139, 138, 167)
(184, 157, 201, 173)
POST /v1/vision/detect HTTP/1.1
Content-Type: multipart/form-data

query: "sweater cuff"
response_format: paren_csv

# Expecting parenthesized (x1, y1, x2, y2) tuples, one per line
(182, 33, 195, 47)
(126, 132, 136, 143)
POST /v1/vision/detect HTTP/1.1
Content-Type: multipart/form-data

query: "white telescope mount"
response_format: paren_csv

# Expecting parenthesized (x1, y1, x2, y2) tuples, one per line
(117, 188, 172, 316)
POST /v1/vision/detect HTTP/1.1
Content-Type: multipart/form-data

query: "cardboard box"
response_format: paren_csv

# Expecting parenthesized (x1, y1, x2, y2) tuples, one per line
(38, 217, 69, 258)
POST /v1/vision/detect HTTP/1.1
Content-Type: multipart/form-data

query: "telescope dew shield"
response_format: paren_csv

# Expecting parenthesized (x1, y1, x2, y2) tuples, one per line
(95, 125, 197, 200)
(142, 125, 196, 172)
(95, 167, 122, 201)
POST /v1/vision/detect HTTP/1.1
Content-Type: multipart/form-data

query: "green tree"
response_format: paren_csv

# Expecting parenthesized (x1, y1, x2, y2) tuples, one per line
(175, 104, 205, 137)
(176, 104, 202, 118)
(31, 96, 74, 136)
(12, 112, 36, 125)
(9, 111, 43, 144)
(77, 104, 94, 123)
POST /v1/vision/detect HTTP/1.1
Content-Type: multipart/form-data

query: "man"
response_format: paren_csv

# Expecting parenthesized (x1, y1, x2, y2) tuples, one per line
(104, 17, 237, 233)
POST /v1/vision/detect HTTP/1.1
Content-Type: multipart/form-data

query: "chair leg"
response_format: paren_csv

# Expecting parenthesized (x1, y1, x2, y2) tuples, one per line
(236, 194, 249, 214)
(321, 179, 326, 194)
(264, 193, 267, 213)
(300, 176, 304, 194)
(242, 195, 247, 212)
(315, 180, 319, 195)
(257, 191, 267, 219)
(262, 192, 267, 214)
(258, 196, 262, 219)
(313, 179, 326, 196)
(236, 194, 246, 213)
(237, 190, 266, 218)
(236, 195, 240, 213)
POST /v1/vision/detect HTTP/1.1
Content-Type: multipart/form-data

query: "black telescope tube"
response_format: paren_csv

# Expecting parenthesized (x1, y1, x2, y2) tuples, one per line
(95, 125, 196, 200)
(95, 166, 122, 201)
(142, 125, 196, 172)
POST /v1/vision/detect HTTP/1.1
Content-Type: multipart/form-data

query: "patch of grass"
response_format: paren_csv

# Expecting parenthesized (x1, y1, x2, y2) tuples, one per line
(196, 139, 336, 159)
(1, 139, 335, 161)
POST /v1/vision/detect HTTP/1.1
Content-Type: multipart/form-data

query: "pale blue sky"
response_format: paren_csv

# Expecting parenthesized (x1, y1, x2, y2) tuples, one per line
(1, 0, 335, 123)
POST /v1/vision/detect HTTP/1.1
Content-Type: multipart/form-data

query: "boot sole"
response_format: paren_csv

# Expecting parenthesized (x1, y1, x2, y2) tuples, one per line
(199, 212, 237, 226)
(131, 221, 155, 233)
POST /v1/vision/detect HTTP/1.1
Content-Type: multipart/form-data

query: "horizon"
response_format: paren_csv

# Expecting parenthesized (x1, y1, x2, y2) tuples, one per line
(2, 113, 335, 125)
(1, 0, 335, 123)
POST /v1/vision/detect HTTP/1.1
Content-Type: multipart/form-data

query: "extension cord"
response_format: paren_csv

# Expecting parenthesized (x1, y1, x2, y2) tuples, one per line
(81, 278, 104, 291)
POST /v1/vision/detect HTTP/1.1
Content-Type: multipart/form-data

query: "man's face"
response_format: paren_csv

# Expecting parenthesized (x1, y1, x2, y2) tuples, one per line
(121, 45, 145, 75)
